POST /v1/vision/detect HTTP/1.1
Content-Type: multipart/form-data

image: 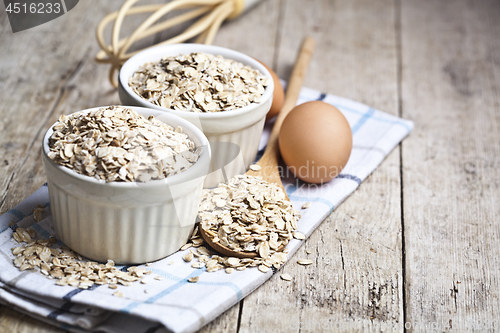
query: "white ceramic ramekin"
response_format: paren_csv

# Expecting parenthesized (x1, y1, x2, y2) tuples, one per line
(118, 44, 274, 188)
(41, 106, 211, 264)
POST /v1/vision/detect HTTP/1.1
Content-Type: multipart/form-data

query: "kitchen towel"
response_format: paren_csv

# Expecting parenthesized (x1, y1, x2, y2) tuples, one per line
(0, 86, 413, 333)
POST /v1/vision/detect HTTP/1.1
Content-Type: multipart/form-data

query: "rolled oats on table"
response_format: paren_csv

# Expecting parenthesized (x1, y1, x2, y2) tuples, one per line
(48, 105, 201, 182)
(129, 52, 269, 113)
(11, 174, 302, 284)
(297, 259, 313, 266)
(188, 175, 301, 273)
(10, 228, 152, 290)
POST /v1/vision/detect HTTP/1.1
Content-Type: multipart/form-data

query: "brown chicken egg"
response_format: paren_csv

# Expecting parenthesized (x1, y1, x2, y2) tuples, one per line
(279, 101, 352, 184)
(255, 60, 285, 120)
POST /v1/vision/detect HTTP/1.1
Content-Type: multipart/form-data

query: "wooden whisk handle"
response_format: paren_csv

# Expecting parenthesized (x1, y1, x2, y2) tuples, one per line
(262, 37, 316, 160)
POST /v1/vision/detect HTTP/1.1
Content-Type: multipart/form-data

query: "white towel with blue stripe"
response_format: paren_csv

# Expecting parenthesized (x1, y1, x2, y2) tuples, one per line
(0, 87, 413, 333)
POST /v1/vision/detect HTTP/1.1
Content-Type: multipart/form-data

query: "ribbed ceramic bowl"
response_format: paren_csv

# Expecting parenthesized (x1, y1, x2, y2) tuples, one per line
(41, 106, 211, 264)
(118, 43, 274, 187)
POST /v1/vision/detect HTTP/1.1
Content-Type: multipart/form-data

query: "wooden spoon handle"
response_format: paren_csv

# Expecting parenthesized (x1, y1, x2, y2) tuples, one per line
(261, 36, 316, 162)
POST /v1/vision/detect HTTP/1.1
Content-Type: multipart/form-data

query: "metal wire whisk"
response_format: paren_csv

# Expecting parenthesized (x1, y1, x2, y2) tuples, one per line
(96, 0, 261, 87)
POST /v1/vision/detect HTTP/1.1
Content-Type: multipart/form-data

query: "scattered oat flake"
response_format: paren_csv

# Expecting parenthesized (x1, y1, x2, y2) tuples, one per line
(293, 231, 306, 240)
(258, 265, 270, 273)
(249, 164, 261, 171)
(113, 291, 124, 297)
(33, 207, 45, 222)
(182, 252, 194, 262)
(144, 289, 149, 294)
(154, 276, 165, 281)
(302, 202, 312, 209)
(188, 276, 199, 283)
(297, 259, 313, 266)
(306, 250, 311, 254)
(13, 228, 31, 243)
(180, 243, 193, 251)
(225, 268, 234, 274)
(145, 263, 152, 267)
(280, 274, 292, 281)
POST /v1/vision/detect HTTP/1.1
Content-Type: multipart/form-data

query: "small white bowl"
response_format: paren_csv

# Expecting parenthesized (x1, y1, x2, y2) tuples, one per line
(41, 106, 211, 264)
(118, 44, 274, 187)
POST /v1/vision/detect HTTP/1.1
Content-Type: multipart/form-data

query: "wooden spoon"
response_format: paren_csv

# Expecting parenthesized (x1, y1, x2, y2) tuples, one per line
(200, 37, 316, 258)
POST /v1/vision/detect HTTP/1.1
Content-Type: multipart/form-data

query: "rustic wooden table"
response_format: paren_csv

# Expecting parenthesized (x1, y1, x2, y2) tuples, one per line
(1, 0, 499, 332)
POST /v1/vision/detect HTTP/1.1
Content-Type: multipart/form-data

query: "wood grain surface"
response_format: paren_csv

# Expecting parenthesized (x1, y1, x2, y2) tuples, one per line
(0, 0, 498, 332)
(401, 0, 500, 331)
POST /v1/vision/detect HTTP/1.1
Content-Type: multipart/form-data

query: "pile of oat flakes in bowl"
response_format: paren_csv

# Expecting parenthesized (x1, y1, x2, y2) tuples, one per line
(47, 105, 201, 182)
(128, 52, 269, 113)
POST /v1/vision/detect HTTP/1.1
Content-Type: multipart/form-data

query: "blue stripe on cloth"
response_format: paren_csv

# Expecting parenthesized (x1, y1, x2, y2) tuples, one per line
(47, 301, 75, 319)
(120, 268, 244, 313)
(195, 280, 243, 301)
(351, 108, 375, 134)
(254, 146, 266, 163)
(335, 105, 412, 132)
(30, 224, 65, 248)
(30, 224, 53, 240)
(121, 270, 204, 313)
(0, 222, 19, 234)
(148, 268, 185, 282)
(336, 174, 362, 184)
(0, 201, 51, 234)
(316, 92, 326, 100)
(48, 284, 101, 319)
(285, 179, 309, 196)
(0, 224, 15, 234)
(7, 209, 25, 221)
(62, 284, 101, 301)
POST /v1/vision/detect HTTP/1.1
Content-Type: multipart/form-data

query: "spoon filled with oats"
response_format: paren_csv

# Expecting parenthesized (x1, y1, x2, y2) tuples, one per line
(197, 37, 315, 260)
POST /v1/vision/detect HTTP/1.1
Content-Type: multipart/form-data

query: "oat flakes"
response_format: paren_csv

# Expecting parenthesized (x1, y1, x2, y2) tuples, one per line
(48, 106, 201, 182)
(129, 52, 268, 113)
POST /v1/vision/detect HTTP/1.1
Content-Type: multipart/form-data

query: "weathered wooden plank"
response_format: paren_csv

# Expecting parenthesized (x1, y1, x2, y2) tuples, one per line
(239, 0, 403, 332)
(401, 0, 500, 331)
(213, 0, 280, 66)
(0, 1, 119, 214)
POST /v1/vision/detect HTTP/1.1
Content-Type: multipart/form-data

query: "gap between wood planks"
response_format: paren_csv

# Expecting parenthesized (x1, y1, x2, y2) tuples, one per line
(394, 0, 407, 330)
